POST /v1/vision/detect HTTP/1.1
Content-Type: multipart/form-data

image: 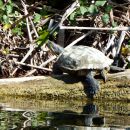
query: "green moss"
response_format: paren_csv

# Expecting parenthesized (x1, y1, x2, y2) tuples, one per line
(0, 75, 129, 101)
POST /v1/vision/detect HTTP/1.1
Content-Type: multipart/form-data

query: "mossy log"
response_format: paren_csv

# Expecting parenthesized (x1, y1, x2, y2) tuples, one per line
(0, 69, 130, 101)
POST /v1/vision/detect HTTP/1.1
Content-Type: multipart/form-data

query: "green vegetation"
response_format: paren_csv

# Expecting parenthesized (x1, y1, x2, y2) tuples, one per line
(70, 0, 112, 24)
(0, 0, 129, 78)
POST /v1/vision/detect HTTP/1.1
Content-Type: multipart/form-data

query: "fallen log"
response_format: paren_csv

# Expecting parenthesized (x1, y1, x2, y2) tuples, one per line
(0, 69, 129, 101)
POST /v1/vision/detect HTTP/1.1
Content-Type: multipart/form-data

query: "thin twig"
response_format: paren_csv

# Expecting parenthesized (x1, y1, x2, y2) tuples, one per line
(15, 61, 52, 72)
(65, 30, 94, 49)
(19, 16, 59, 76)
(11, 0, 40, 76)
(11, 46, 34, 76)
(21, 0, 32, 42)
(25, 55, 56, 76)
(38, 17, 51, 27)
(48, 19, 54, 31)
(105, 34, 116, 52)
(116, 31, 126, 56)
(10, 1, 44, 29)
(111, 39, 117, 58)
(110, 9, 114, 25)
(29, 17, 39, 38)
(60, 25, 130, 31)
(59, 0, 80, 26)
(57, 29, 65, 47)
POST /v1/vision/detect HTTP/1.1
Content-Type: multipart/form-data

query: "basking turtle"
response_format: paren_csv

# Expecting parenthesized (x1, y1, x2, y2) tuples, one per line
(47, 41, 113, 98)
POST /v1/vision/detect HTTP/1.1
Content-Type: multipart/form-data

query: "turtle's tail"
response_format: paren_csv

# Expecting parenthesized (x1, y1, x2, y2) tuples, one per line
(47, 40, 64, 55)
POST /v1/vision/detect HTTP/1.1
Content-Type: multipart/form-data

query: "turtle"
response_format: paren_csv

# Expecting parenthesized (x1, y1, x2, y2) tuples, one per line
(47, 41, 119, 99)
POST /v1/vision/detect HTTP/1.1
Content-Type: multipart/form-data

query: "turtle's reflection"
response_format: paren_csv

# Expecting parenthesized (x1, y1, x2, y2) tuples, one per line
(0, 102, 105, 130)
(45, 102, 105, 127)
(82, 102, 105, 126)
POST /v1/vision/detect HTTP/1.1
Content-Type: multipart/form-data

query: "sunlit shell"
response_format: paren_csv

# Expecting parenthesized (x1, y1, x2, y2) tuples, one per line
(56, 46, 113, 71)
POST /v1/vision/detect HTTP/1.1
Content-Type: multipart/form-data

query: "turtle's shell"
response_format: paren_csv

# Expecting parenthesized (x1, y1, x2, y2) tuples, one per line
(56, 46, 113, 72)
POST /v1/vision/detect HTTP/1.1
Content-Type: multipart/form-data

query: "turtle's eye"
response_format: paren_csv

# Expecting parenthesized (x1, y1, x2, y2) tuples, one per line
(104, 67, 109, 72)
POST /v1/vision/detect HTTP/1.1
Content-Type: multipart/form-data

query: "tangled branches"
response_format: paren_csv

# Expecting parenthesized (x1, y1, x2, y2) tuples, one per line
(0, 0, 130, 78)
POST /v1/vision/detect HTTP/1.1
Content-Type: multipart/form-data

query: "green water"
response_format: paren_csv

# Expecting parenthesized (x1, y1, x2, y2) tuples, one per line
(0, 97, 130, 130)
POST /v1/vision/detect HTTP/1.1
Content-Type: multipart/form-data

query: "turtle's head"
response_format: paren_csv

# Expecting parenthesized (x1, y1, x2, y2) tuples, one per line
(47, 40, 64, 55)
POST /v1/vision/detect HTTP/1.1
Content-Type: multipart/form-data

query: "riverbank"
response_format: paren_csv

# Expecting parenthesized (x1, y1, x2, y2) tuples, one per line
(0, 69, 129, 101)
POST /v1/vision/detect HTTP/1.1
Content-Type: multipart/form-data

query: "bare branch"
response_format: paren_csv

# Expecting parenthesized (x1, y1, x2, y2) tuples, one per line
(25, 55, 56, 76)
(15, 61, 52, 72)
(60, 25, 130, 31)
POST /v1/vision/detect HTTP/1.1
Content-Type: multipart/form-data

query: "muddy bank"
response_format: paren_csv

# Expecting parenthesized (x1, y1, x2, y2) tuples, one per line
(0, 69, 129, 101)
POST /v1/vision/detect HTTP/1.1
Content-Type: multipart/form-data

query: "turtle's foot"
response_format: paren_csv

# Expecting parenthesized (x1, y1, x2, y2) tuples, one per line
(86, 86, 99, 99)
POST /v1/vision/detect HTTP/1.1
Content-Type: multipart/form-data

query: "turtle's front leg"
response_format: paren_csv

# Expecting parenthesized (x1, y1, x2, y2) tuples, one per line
(85, 71, 99, 99)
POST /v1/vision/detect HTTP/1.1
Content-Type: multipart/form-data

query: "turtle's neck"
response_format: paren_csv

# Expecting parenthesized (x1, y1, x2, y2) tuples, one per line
(47, 41, 64, 55)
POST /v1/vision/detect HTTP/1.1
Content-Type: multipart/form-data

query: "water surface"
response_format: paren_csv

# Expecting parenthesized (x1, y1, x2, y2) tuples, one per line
(0, 97, 129, 130)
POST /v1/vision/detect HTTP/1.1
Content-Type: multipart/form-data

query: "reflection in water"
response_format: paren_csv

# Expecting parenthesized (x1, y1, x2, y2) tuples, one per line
(48, 102, 105, 127)
(21, 111, 35, 130)
(83, 103, 105, 126)
(0, 101, 129, 130)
